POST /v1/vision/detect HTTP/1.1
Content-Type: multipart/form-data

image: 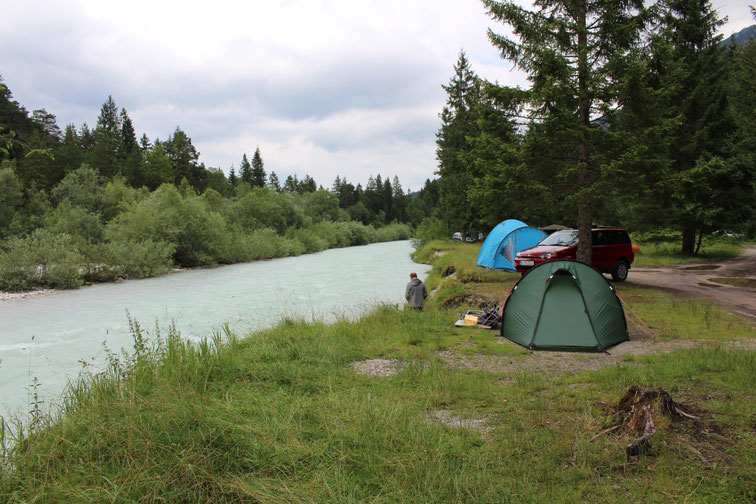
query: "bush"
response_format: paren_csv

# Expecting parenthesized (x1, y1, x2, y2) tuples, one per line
(373, 222, 412, 242)
(106, 185, 231, 267)
(412, 218, 447, 248)
(101, 239, 176, 279)
(290, 228, 328, 253)
(338, 221, 373, 246)
(0, 229, 84, 290)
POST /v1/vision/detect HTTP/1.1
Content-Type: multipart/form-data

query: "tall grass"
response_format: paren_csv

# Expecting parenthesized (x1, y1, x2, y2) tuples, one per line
(3, 303, 753, 502)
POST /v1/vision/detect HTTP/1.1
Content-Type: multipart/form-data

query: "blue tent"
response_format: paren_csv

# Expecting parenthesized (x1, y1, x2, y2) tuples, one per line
(476, 219, 547, 270)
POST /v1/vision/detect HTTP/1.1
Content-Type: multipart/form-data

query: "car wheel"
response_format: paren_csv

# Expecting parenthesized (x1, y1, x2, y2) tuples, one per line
(611, 259, 629, 282)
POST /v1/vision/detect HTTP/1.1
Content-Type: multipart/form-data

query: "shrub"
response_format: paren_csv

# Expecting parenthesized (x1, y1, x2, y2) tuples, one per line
(0, 229, 84, 290)
(101, 239, 176, 279)
(106, 185, 231, 267)
(373, 222, 412, 242)
(290, 228, 328, 253)
(412, 218, 447, 248)
(338, 221, 372, 246)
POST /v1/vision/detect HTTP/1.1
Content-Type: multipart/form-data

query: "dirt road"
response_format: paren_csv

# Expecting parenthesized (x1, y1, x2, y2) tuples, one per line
(626, 245, 756, 319)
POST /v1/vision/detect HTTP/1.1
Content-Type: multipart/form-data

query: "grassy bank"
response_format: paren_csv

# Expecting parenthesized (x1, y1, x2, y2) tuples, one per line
(630, 232, 746, 267)
(1, 242, 754, 502)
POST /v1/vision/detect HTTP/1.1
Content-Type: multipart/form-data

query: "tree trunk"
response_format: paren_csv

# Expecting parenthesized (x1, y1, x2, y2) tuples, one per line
(681, 220, 696, 255)
(577, 192, 593, 263)
(694, 228, 704, 255)
(575, 0, 593, 265)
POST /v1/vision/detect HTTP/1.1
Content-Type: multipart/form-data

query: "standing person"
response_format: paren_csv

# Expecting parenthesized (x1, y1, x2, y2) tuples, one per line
(405, 272, 427, 311)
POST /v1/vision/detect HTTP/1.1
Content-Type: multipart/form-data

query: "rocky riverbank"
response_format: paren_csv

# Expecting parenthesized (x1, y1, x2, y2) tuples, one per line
(0, 289, 57, 302)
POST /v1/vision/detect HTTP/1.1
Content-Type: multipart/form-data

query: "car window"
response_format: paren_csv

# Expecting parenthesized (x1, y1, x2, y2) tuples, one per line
(592, 230, 607, 246)
(539, 230, 578, 247)
(607, 230, 630, 245)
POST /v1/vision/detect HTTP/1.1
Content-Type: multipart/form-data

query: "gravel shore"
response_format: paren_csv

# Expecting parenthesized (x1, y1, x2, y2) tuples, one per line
(0, 289, 57, 302)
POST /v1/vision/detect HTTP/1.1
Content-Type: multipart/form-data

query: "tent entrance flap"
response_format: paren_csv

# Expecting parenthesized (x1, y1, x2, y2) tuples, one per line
(500, 237, 515, 264)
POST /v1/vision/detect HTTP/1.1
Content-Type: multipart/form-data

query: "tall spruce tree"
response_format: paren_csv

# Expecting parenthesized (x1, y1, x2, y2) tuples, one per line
(239, 154, 252, 184)
(164, 126, 203, 189)
(251, 147, 266, 188)
(482, 0, 649, 262)
(228, 165, 238, 188)
(435, 50, 481, 238)
(119, 108, 142, 186)
(727, 27, 756, 236)
(283, 174, 298, 192)
(650, 0, 737, 253)
(463, 83, 533, 228)
(90, 96, 122, 178)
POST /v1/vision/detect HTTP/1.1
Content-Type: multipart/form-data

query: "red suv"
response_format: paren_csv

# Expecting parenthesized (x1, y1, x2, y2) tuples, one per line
(514, 228, 635, 281)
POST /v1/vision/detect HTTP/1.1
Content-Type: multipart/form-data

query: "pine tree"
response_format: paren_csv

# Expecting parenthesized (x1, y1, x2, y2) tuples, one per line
(228, 165, 238, 188)
(251, 147, 266, 188)
(391, 175, 407, 222)
(90, 96, 122, 178)
(239, 154, 252, 185)
(79, 123, 94, 151)
(268, 171, 281, 191)
(139, 134, 151, 151)
(652, 0, 736, 253)
(31, 108, 61, 144)
(483, 0, 650, 261)
(119, 108, 141, 186)
(164, 126, 203, 189)
(283, 174, 298, 192)
(57, 124, 83, 176)
(435, 51, 481, 238)
(299, 174, 316, 193)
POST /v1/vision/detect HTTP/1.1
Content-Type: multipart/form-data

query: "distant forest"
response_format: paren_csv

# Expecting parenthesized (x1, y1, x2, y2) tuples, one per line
(0, 88, 440, 291)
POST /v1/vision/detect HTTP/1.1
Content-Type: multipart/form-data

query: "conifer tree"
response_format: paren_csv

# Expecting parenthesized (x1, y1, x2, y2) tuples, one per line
(90, 96, 122, 178)
(251, 147, 266, 188)
(119, 108, 141, 186)
(139, 134, 151, 151)
(164, 126, 203, 189)
(483, 0, 649, 261)
(57, 124, 84, 176)
(650, 0, 737, 253)
(228, 165, 238, 188)
(268, 171, 281, 191)
(299, 174, 316, 193)
(239, 154, 252, 184)
(435, 50, 481, 239)
(79, 123, 94, 151)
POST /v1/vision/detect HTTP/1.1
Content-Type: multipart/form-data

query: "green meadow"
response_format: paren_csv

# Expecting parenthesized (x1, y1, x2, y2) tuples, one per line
(1, 241, 754, 503)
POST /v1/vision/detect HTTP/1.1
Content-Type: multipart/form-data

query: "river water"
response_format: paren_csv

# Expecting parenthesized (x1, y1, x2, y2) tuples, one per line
(0, 240, 429, 420)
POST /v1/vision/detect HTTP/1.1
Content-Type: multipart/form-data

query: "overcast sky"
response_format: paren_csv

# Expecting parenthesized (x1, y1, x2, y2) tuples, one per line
(1, 0, 752, 190)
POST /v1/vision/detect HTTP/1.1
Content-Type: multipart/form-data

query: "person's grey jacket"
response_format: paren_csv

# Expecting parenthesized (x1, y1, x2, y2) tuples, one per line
(405, 278, 427, 309)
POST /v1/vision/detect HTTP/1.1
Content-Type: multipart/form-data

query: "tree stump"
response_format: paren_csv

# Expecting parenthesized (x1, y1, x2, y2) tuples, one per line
(599, 386, 698, 460)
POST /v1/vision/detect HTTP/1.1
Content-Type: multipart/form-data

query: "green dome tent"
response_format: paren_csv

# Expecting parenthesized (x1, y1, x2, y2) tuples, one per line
(501, 260, 628, 352)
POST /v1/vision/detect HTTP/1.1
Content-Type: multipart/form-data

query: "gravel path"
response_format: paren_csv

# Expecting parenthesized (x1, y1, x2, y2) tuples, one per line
(626, 245, 756, 319)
